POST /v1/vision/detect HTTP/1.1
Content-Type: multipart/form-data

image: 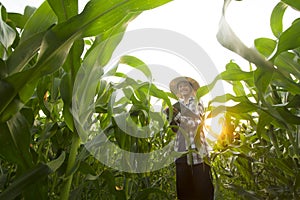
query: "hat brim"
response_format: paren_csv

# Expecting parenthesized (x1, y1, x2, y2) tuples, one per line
(169, 76, 200, 96)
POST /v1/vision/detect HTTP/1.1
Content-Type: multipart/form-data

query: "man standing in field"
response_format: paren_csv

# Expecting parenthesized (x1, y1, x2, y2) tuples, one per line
(166, 76, 214, 200)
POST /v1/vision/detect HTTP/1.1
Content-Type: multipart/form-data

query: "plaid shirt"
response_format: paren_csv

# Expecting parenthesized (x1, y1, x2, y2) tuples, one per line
(172, 97, 209, 165)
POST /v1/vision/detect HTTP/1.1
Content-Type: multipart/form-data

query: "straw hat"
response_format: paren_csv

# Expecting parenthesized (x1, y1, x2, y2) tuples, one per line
(169, 76, 200, 96)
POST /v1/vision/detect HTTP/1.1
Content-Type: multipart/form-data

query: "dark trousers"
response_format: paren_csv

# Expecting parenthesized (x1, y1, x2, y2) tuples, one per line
(175, 157, 214, 200)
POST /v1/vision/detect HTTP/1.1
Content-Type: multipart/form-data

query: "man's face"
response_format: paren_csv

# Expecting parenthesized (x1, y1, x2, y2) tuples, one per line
(177, 81, 193, 97)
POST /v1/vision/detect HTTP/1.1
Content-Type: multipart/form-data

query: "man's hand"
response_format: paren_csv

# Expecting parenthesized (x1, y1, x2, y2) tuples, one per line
(165, 107, 180, 119)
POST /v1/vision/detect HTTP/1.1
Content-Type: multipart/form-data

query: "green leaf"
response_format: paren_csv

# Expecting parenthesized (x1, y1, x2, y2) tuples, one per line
(254, 67, 273, 95)
(60, 73, 74, 131)
(119, 55, 152, 80)
(0, 163, 51, 200)
(281, 0, 300, 11)
(0, 122, 22, 165)
(0, 69, 35, 119)
(255, 37, 277, 57)
(134, 188, 170, 199)
(144, 83, 172, 108)
(5, 112, 34, 168)
(0, 79, 15, 115)
(273, 71, 300, 95)
(47, 152, 66, 172)
(256, 111, 272, 140)
(20, 1, 57, 43)
(276, 107, 300, 125)
(100, 170, 117, 193)
(260, 104, 291, 130)
(273, 19, 300, 58)
(295, 173, 300, 190)
(7, 13, 25, 30)
(255, 38, 300, 78)
(225, 61, 241, 70)
(0, 58, 6, 78)
(7, 6, 36, 29)
(200, 66, 250, 102)
(268, 157, 295, 177)
(220, 68, 253, 81)
(207, 101, 257, 118)
(78, 160, 96, 176)
(61, 40, 83, 131)
(47, 0, 78, 23)
(226, 102, 257, 113)
(217, 0, 274, 70)
(196, 76, 218, 99)
(287, 94, 300, 108)
(63, 105, 74, 131)
(271, 2, 288, 38)
(210, 93, 251, 104)
(18, 79, 38, 103)
(57, 0, 171, 38)
(232, 81, 246, 96)
(6, 2, 56, 74)
(63, 39, 84, 74)
(275, 52, 300, 79)
(235, 156, 252, 183)
(0, 5, 16, 58)
(226, 184, 261, 200)
(104, 64, 119, 79)
(7, 31, 45, 75)
(84, 14, 138, 67)
(80, 0, 171, 37)
(0, 97, 24, 122)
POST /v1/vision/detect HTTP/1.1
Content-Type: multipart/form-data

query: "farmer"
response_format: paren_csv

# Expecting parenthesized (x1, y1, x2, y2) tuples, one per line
(166, 76, 214, 200)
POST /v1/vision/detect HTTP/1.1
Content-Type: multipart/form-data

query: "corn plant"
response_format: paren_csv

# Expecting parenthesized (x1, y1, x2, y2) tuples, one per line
(0, 0, 173, 199)
(199, 0, 300, 199)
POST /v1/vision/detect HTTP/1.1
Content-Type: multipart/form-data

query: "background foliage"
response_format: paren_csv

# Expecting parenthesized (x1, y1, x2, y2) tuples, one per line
(203, 0, 300, 199)
(0, 0, 299, 200)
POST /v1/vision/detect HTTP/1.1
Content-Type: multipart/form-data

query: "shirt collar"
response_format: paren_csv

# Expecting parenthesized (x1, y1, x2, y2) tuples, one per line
(179, 96, 195, 105)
